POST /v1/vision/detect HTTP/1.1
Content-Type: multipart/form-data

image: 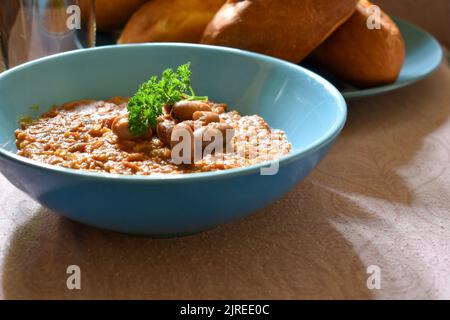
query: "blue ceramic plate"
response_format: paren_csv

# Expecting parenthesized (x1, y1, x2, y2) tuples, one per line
(0, 44, 346, 236)
(341, 18, 443, 99)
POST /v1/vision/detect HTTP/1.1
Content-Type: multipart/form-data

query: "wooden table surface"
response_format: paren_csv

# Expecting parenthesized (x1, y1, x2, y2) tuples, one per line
(1, 0, 450, 300)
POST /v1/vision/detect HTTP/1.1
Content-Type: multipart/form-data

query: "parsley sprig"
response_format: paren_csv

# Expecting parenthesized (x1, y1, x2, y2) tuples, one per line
(127, 62, 207, 136)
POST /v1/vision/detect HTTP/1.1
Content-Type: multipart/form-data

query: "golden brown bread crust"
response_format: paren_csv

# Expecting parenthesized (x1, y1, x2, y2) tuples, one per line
(96, 0, 148, 32)
(201, 0, 359, 63)
(118, 0, 226, 44)
(312, 0, 406, 88)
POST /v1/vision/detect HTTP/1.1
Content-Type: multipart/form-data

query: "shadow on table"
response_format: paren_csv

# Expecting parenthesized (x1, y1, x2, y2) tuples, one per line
(2, 180, 374, 300)
(315, 62, 450, 206)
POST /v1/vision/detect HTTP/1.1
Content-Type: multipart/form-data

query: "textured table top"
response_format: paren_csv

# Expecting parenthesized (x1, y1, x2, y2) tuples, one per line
(1, 59, 449, 299)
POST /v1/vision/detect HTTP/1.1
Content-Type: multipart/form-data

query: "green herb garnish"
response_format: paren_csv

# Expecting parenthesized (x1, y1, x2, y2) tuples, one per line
(127, 62, 207, 136)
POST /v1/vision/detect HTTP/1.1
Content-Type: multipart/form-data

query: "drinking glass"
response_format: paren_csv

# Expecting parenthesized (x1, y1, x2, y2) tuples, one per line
(0, 0, 95, 69)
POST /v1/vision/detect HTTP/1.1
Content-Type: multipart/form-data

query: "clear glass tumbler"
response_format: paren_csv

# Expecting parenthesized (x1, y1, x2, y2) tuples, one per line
(0, 0, 95, 69)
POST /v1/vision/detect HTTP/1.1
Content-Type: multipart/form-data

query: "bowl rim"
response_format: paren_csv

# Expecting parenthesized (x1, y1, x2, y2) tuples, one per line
(0, 43, 347, 183)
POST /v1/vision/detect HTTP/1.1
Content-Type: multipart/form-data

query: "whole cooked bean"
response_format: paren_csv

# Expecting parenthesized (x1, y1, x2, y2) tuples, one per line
(172, 100, 211, 121)
(157, 119, 175, 146)
(112, 115, 152, 140)
(192, 111, 220, 124)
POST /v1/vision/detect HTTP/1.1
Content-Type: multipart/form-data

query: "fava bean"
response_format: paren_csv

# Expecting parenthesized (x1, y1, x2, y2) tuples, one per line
(112, 115, 152, 140)
(172, 100, 211, 121)
(157, 119, 175, 146)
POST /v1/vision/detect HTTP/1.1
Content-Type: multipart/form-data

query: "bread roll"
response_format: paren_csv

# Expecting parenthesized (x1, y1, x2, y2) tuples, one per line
(201, 0, 359, 63)
(311, 0, 405, 88)
(96, 0, 148, 32)
(119, 0, 226, 44)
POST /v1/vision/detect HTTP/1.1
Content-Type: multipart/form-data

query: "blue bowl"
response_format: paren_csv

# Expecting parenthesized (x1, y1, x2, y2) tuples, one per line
(0, 44, 346, 236)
